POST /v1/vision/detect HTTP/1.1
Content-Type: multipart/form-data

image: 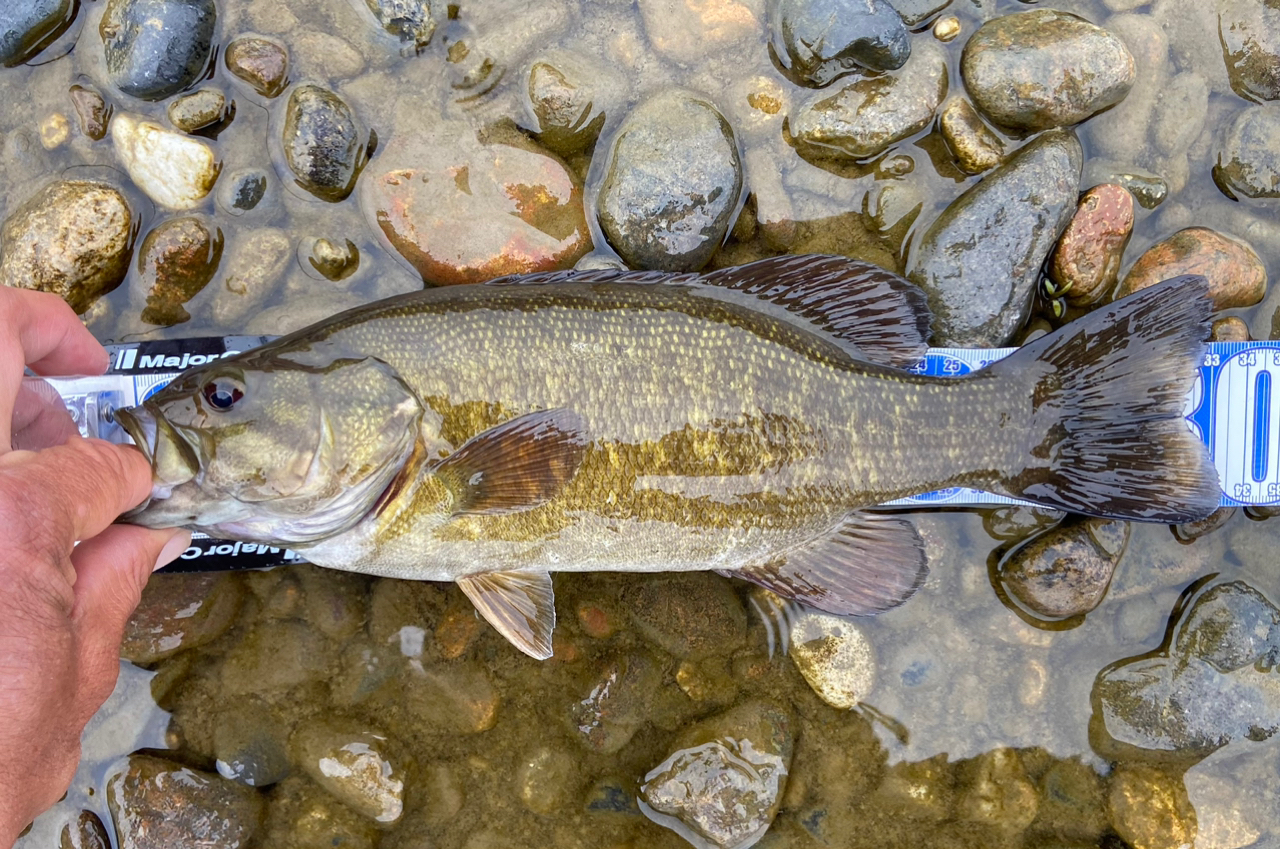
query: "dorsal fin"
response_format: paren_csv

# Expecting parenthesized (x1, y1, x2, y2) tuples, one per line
(483, 255, 932, 368)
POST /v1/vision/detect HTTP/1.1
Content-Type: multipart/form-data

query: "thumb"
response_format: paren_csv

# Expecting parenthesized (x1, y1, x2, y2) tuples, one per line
(70, 526, 190, 715)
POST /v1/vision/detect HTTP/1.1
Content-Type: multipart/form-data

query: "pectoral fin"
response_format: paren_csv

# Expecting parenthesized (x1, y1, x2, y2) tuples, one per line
(457, 570, 557, 659)
(724, 512, 928, 615)
(435, 408, 588, 514)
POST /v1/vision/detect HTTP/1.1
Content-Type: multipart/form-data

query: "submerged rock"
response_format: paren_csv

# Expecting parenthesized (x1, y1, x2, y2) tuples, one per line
(112, 114, 220, 209)
(907, 129, 1082, 347)
(0, 179, 133, 314)
(1220, 0, 1280, 102)
(262, 776, 380, 849)
(225, 35, 289, 98)
(597, 89, 742, 271)
(367, 140, 590, 284)
(1115, 227, 1266, 310)
(280, 84, 368, 202)
(1108, 765, 1196, 849)
(769, 0, 910, 85)
(1, 0, 76, 67)
(521, 48, 621, 155)
(306, 237, 360, 281)
(623, 572, 747, 658)
(1214, 103, 1280, 199)
(167, 88, 231, 134)
(637, 0, 761, 66)
(939, 97, 1004, 175)
(214, 696, 292, 788)
(998, 516, 1129, 620)
(569, 651, 663, 754)
(100, 0, 217, 101)
(217, 169, 269, 215)
(1047, 183, 1133, 307)
(961, 10, 1135, 131)
(60, 810, 111, 849)
(363, 0, 439, 51)
(789, 610, 876, 709)
(790, 41, 947, 161)
(136, 215, 224, 325)
(641, 701, 793, 849)
(122, 572, 243, 663)
(69, 85, 111, 140)
(107, 754, 264, 849)
(291, 720, 407, 824)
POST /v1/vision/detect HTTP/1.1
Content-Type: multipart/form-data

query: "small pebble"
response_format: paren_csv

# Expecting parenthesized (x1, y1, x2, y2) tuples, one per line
(306, 237, 359, 281)
(225, 35, 289, 98)
(167, 88, 232, 134)
(69, 85, 111, 140)
(39, 112, 69, 149)
(933, 16, 960, 41)
(789, 610, 876, 709)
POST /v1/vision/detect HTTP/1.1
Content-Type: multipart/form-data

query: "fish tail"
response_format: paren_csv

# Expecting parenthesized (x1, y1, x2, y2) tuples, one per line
(992, 275, 1219, 523)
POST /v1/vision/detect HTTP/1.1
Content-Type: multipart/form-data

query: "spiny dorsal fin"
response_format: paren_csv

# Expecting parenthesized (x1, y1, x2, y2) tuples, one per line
(723, 511, 928, 615)
(435, 408, 588, 514)
(484, 255, 933, 369)
(457, 570, 556, 659)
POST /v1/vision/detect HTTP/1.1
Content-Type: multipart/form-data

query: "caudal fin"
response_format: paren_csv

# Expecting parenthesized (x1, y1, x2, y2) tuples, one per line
(993, 275, 1219, 523)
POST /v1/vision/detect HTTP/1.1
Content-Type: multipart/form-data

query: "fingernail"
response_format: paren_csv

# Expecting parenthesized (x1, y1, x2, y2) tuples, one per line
(153, 530, 192, 572)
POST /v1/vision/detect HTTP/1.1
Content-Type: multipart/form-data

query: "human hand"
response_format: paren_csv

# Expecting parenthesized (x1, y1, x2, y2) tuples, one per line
(0, 290, 189, 847)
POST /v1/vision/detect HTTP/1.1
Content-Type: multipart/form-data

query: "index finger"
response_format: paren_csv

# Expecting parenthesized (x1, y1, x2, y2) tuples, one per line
(0, 288, 109, 376)
(0, 438, 153, 545)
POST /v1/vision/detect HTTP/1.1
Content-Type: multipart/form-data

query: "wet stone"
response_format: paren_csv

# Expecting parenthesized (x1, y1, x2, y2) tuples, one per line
(225, 35, 289, 98)
(291, 719, 406, 824)
(1047, 183, 1134, 307)
(167, 89, 231, 134)
(368, 142, 590, 284)
(1035, 758, 1107, 843)
(637, 0, 761, 66)
(999, 517, 1129, 620)
(872, 755, 954, 821)
(569, 650, 663, 754)
(1115, 227, 1267, 310)
(1, 0, 75, 67)
(982, 506, 1065, 541)
(1108, 765, 1196, 849)
(400, 662, 500, 735)
(789, 610, 876, 709)
(263, 776, 379, 849)
(100, 0, 217, 101)
(961, 10, 1135, 132)
(1114, 170, 1168, 209)
(641, 701, 794, 849)
(218, 169, 268, 215)
(306, 237, 360, 281)
(790, 41, 947, 162)
(956, 748, 1039, 834)
(521, 48, 621, 155)
(1173, 506, 1237, 543)
(214, 696, 292, 788)
(281, 84, 367, 202)
(939, 97, 1004, 175)
(516, 746, 581, 815)
(364, 0, 439, 51)
(932, 15, 960, 41)
(107, 754, 264, 849)
(1220, 0, 1280, 102)
(122, 572, 243, 663)
(220, 619, 333, 695)
(769, 0, 910, 86)
(0, 179, 133, 314)
(60, 810, 111, 849)
(112, 114, 220, 209)
(1213, 103, 1280, 200)
(136, 215, 223, 325)
(597, 89, 743, 272)
(69, 85, 111, 141)
(907, 129, 1082, 347)
(623, 572, 747, 658)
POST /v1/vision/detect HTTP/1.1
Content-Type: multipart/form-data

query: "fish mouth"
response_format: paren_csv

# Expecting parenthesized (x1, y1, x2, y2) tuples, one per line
(116, 405, 200, 510)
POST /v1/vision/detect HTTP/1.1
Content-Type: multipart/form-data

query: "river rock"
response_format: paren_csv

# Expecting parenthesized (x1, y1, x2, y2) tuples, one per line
(60, 810, 111, 849)
(0, 179, 132, 314)
(521, 48, 622, 155)
(1115, 227, 1266, 310)
(107, 754, 264, 849)
(112, 114, 220, 209)
(790, 41, 947, 161)
(961, 10, 1135, 131)
(1, 0, 75, 66)
(306, 237, 360, 281)
(1214, 104, 1280, 200)
(211, 228, 291, 324)
(367, 141, 590, 284)
(939, 97, 1004, 175)
(291, 719, 406, 824)
(262, 776, 380, 849)
(214, 696, 291, 787)
(998, 517, 1130, 620)
(167, 89, 230, 134)
(280, 84, 367, 202)
(906, 129, 1082, 347)
(225, 35, 289, 98)
(638, 0, 760, 66)
(1047, 183, 1133, 307)
(569, 650, 663, 754)
(100, 0, 217, 101)
(399, 662, 499, 734)
(1108, 765, 1196, 849)
(789, 610, 876, 709)
(69, 85, 111, 140)
(623, 572, 747, 658)
(1220, 0, 1280, 102)
(956, 748, 1039, 834)
(597, 89, 742, 271)
(769, 0, 910, 86)
(363, 0, 439, 51)
(136, 215, 224, 325)
(219, 619, 333, 695)
(640, 701, 793, 849)
(121, 572, 243, 663)
(516, 746, 581, 815)
(217, 169, 269, 215)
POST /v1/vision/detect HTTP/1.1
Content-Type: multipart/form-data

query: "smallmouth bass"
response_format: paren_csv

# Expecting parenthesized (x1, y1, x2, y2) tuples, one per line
(118, 255, 1218, 658)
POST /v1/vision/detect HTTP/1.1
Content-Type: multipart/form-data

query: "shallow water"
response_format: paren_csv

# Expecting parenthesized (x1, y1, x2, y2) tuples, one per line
(6, 0, 1280, 847)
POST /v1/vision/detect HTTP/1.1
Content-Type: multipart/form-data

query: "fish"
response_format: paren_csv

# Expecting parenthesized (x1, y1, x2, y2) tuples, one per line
(116, 255, 1220, 659)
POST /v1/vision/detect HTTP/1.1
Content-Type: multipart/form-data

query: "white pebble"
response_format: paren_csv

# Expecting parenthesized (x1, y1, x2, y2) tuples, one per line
(789, 610, 876, 709)
(111, 114, 219, 209)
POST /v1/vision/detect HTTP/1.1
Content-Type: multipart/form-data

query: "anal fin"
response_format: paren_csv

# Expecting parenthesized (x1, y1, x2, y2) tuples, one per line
(457, 570, 557, 659)
(723, 511, 928, 615)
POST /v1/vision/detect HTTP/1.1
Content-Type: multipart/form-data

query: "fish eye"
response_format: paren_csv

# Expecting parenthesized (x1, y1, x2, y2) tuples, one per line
(202, 378, 245, 411)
